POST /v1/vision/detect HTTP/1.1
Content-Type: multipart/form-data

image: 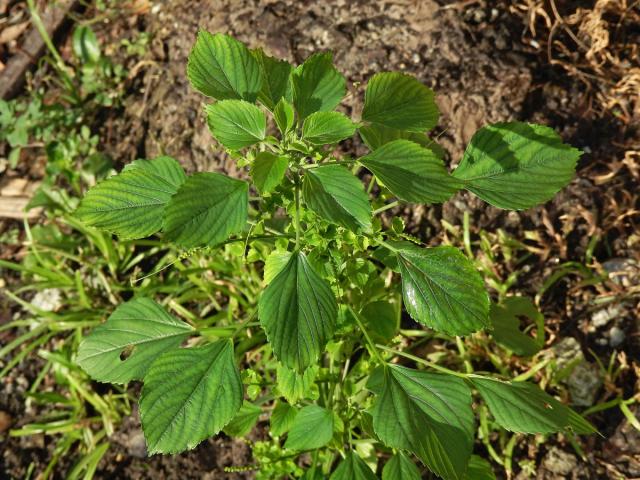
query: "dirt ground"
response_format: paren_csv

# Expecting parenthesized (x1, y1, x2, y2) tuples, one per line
(1, 0, 639, 478)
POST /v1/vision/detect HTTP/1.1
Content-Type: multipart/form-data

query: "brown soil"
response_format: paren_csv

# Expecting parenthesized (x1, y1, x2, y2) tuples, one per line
(2, 0, 639, 479)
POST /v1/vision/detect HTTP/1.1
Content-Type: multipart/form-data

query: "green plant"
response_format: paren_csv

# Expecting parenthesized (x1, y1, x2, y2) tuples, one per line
(71, 31, 595, 479)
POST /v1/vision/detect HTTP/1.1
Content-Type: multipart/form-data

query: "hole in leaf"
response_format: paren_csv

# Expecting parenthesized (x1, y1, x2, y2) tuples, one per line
(120, 344, 135, 361)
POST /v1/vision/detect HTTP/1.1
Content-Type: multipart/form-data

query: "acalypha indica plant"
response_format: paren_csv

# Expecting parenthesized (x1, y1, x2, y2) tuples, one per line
(74, 31, 594, 479)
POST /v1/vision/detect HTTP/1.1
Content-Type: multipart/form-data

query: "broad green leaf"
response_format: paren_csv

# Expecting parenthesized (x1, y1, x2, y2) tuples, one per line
(452, 122, 581, 209)
(223, 401, 262, 437)
(270, 402, 298, 437)
(274, 97, 295, 135)
(140, 340, 242, 454)
(302, 111, 356, 145)
(360, 301, 399, 343)
(359, 123, 432, 150)
(490, 297, 544, 356)
(292, 52, 346, 121)
(253, 49, 293, 110)
(362, 72, 438, 132)
(371, 365, 474, 480)
(303, 165, 372, 232)
(471, 377, 569, 434)
(382, 453, 421, 480)
(259, 251, 337, 371)
(284, 405, 333, 450)
(567, 409, 598, 435)
(394, 242, 490, 335)
(187, 31, 262, 102)
(331, 452, 378, 480)
(276, 363, 319, 404)
(77, 297, 192, 383)
(76, 156, 186, 239)
(251, 152, 289, 194)
(359, 140, 461, 203)
(464, 456, 496, 480)
(205, 99, 266, 150)
(72, 25, 100, 63)
(163, 172, 248, 248)
(263, 250, 293, 285)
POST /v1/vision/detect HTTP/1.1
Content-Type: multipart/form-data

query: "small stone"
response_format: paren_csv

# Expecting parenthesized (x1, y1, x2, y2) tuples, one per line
(567, 362, 602, 407)
(30, 289, 62, 312)
(552, 337, 583, 369)
(542, 447, 577, 475)
(590, 304, 621, 329)
(126, 430, 147, 458)
(609, 326, 625, 347)
(602, 258, 639, 287)
(0, 411, 12, 434)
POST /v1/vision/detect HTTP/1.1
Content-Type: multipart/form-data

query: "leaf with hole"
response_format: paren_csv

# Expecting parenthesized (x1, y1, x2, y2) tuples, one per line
(140, 340, 242, 454)
(490, 297, 544, 356)
(77, 297, 192, 384)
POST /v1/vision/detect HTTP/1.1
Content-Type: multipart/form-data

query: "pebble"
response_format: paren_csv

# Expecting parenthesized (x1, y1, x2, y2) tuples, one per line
(542, 447, 578, 475)
(609, 326, 625, 347)
(568, 362, 602, 407)
(0, 411, 12, 434)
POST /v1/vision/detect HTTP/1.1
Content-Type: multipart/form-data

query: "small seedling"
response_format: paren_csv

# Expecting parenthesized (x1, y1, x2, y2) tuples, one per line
(73, 31, 593, 479)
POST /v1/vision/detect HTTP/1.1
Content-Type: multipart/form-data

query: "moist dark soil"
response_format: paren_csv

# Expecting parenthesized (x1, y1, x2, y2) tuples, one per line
(2, 0, 639, 479)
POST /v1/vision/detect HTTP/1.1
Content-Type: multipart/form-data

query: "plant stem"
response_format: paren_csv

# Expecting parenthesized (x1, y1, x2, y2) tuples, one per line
(349, 306, 385, 365)
(375, 344, 468, 378)
(294, 177, 301, 248)
(26, 0, 75, 96)
(373, 201, 400, 216)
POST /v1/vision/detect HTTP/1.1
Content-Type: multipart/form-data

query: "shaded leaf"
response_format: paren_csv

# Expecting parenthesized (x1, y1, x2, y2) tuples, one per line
(270, 402, 298, 437)
(284, 405, 333, 450)
(163, 172, 248, 248)
(277, 363, 319, 404)
(382, 453, 421, 480)
(292, 53, 345, 121)
(371, 365, 474, 480)
(394, 242, 490, 335)
(253, 49, 293, 110)
(452, 122, 581, 209)
(471, 377, 570, 434)
(359, 140, 461, 203)
(140, 340, 242, 454)
(274, 97, 295, 134)
(223, 401, 262, 437)
(303, 165, 372, 232)
(360, 301, 399, 343)
(464, 456, 496, 480)
(251, 152, 289, 194)
(362, 72, 438, 132)
(490, 297, 544, 356)
(331, 452, 378, 480)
